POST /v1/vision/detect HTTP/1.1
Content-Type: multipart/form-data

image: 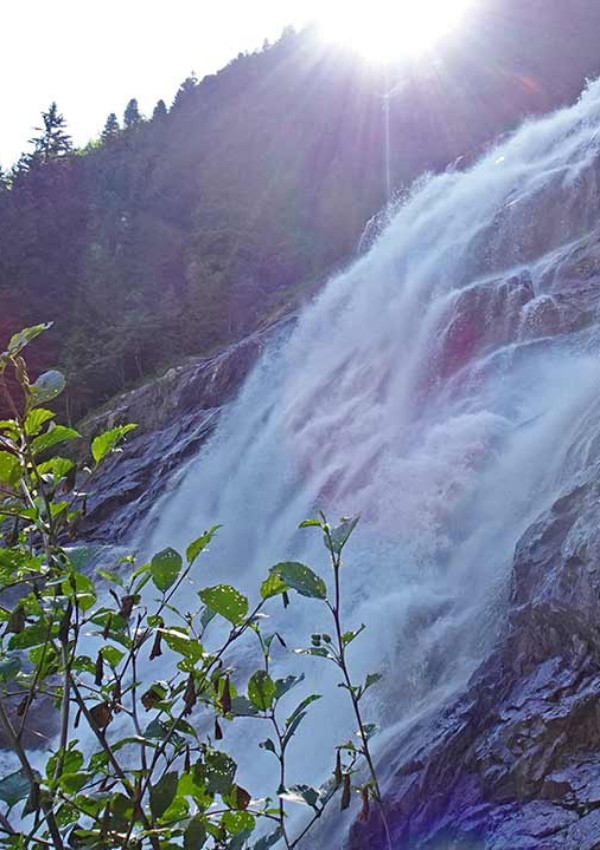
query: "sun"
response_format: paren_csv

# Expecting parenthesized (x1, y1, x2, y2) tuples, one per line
(313, 0, 474, 62)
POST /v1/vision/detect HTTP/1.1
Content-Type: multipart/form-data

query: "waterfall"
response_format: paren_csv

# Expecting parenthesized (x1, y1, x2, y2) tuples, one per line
(135, 78, 600, 842)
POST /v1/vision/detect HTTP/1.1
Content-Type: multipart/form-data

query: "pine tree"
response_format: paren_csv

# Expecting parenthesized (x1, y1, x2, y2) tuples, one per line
(28, 102, 72, 166)
(0, 164, 7, 192)
(9, 155, 30, 186)
(172, 72, 198, 110)
(152, 99, 168, 120)
(101, 112, 120, 142)
(123, 98, 143, 130)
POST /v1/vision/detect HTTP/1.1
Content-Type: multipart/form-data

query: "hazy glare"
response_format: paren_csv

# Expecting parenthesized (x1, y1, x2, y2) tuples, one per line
(2, 0, 307, 168)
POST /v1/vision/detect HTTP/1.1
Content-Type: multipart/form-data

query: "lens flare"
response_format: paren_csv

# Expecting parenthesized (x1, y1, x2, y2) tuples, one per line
(314, 0, 474, 61)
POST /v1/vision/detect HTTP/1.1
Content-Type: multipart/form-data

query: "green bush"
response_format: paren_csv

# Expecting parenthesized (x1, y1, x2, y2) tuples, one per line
(0, 324, 391, 849)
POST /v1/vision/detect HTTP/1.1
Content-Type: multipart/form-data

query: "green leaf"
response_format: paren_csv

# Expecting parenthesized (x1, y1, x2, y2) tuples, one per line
(162, 629, 204, 663)
(150, 771, 179, 820)
(184, 815, 207, 849)
(200, 606, 217, 631)
(7, 324, 52, 357)
(363, 673, 383, 694)
(270, 562, 327, 600)
(160, 793, 190, 823)
(298, 518, 322, 529)
(0, 657, 21, 683)
(198, 750, 237, 795)
(0, 769, 30, 809)
(253, 828, 283, 850)
(229, 829, 254, 850)
(259, 738, 277, 756)
(151, 547, 183, 593)
(0, 452, 20, 488)
(144, 718, 176, 742)
(59, 773, 88, 794)
(279, 784, 320, 810)
(274, 674, 305, 701)
(326, 515, 360, 555)
(101, 646, 125, 667)
(62, 572, 97, 612)
(361, 723, 379, 741)
(260, 573, 288, 600)
(230, 696, 260, 717)
(31, 425, 80, 457)
(198, 585, 248, 625)
(186, 525, 221, 565)
(8, 620, 49, 650)
(342, 625, 366, 647)
(24, 408, 55, 437)
(66, 546, 100, 573)
(37, 456, 74, 481)
(47, 747, 84, 781)
(0, 419, 19, 439)
(286, 694, 322, 730)
(283, 712, 308, 747)
(91, 424, 137, 465)
(248, 670, 276, 711)
(178, 772, 213, 811)
(29, 371, 66, 409)
(97, 568, 125, 588)
(222, 810, 255, 835)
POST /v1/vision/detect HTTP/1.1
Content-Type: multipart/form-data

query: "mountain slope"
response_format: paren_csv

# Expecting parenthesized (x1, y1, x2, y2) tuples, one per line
(2, 0, 600, 420)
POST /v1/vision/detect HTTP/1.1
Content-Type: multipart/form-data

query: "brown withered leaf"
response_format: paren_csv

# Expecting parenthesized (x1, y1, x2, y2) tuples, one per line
(141, 686, 163, 711)
(234, 785, 251, 811)
(183, 674, 197, 717)
(118, 594, 136, 619)
(112, 679, 122, 713)
(334, 751, 343, 787)
(221, 676, 232, 714)
(6, 606, 25, 635)
(58, 602, 73, 643)
(102, 614, 112, 640)
(341, 773, 352, 811)
(16, 694, 31, 717)
(149, 630, 163, 660)
(360, 787, 370, 823)
(94, 652, 104, 687)
(90, 701, 112, 731)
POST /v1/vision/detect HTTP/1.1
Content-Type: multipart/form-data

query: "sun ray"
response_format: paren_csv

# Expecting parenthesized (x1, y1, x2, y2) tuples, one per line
(312, 0, 474, 62)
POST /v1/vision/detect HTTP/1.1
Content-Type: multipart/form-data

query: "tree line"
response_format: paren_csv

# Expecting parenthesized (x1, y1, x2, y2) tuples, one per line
(0, 75, 202, 191)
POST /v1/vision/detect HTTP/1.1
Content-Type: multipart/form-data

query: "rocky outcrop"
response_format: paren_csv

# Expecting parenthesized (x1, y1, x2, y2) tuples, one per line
(78, 318, 293, 542)
(350, 468, 600, 850)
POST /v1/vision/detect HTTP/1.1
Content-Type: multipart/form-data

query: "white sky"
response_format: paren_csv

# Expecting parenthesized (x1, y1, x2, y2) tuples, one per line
(2, 0, 474, 169)
(2, 0, 310, 168)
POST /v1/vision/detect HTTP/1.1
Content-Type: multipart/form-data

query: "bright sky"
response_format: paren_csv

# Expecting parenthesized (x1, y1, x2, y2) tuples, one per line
(2, 0, 308, 168)
(2, 0, 473, 169)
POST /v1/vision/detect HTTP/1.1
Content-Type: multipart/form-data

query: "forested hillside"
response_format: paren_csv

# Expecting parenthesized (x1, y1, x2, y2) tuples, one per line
(2, 0, 600, 420)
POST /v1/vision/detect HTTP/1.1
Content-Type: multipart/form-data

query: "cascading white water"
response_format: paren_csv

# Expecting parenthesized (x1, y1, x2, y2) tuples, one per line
(138, 76, 600, 842)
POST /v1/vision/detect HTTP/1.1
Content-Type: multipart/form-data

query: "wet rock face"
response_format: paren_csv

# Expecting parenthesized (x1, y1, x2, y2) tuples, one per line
(78, 319, 293, 542)
(350, 472, 600, 850)
(433, 272, 535, 381)
(431, 266, 599, 386)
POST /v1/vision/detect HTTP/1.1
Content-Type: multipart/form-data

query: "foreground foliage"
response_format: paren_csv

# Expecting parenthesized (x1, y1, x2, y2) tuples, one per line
(0, 325, 390, 848)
